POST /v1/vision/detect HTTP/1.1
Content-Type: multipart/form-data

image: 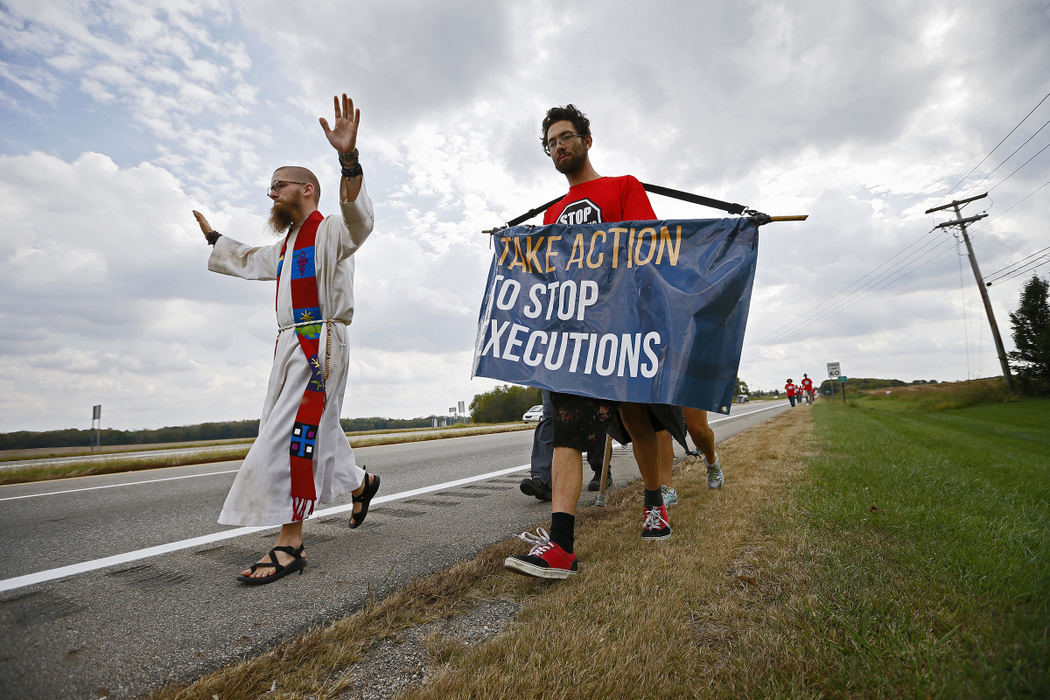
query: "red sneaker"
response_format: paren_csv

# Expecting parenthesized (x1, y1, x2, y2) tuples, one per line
(504, 527, 578, 579)
(642, 503, 672, 540)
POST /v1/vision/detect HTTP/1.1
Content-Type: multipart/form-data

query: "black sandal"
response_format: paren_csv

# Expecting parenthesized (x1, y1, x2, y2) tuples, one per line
(236, 544, 306, 585)
(349, 472, 381, 529)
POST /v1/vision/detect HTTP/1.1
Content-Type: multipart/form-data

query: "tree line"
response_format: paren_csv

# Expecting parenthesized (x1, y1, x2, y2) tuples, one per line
(0, 415, 451, 451)
(0, 420, 262, 451)
(470, 384, 541, 424)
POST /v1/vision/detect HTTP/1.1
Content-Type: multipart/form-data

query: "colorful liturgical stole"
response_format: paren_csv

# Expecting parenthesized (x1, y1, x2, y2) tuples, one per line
(276, 210, 326, 520)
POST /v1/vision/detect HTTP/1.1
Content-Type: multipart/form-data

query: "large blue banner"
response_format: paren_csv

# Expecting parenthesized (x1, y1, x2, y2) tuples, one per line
(472, 218, 759, 414)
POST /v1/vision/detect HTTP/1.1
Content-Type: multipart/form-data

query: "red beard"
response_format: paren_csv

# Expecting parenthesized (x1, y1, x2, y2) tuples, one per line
(269, 200, 301, 233)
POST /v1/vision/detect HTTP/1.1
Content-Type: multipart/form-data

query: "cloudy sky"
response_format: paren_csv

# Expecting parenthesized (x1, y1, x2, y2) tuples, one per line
(2, 1, 1048, 432)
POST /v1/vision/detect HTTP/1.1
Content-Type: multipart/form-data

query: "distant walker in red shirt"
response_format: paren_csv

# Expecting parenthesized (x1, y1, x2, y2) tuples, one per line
(800, 373, 814, 405)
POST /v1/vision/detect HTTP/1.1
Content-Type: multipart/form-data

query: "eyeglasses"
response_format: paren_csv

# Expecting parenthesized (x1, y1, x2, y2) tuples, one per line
(544, 132, 582, 155)
(268, 180, 307, 194)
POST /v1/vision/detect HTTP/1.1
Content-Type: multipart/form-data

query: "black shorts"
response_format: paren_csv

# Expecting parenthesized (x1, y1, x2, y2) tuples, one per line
(550, 392, 617, 453)
(607, 403, 676, 446)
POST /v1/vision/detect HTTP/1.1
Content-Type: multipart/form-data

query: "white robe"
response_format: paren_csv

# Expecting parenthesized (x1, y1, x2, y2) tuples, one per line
(208, 181, 374, 526)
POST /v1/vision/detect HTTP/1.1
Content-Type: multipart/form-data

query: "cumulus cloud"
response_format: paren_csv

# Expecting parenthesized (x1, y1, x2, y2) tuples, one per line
(0, 0, 1048, 431)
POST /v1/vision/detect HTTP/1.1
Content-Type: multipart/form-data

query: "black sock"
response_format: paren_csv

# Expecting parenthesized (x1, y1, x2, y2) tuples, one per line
(549, 512, 575, 553)
(643, 488, 663, 508)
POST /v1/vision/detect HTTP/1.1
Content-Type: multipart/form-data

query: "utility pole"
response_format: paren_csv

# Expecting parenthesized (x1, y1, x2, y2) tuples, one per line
(925, 193, 1012, 389)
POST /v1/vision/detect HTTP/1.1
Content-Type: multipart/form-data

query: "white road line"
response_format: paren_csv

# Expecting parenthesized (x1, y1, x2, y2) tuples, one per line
(0, 470, 241, 502)
(0, 403, 787, 504)
(0, 463, 531, 593)
(709, 402, 788, 423)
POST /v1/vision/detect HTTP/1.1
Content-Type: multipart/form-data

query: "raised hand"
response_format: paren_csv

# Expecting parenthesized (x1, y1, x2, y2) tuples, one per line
(192, 210, 214, 236)
(319, 93, 360, 155)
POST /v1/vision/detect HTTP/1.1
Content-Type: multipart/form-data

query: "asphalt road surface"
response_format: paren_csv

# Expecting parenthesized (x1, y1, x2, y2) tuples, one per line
(0, 402, 789, 698)
(0, 428, 477, 470)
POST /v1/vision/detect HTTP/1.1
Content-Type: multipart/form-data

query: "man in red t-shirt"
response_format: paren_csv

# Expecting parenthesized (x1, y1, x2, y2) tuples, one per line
(800, 374, 814, 405)
(785, 379, 797, 407)
(504, 104, 673, 580)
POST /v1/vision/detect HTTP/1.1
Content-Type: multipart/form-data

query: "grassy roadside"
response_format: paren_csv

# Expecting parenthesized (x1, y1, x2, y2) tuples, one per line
(152, 392, 1049, 699)
(747, 395, 1049, 697)
(0, 423, 530, 486)
(153, 405, 816, 699)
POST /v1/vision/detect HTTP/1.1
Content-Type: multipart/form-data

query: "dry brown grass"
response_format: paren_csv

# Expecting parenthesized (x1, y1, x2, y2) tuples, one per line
(854, 377, 1012, 411)
(412, 407, 817, 699)
(151, 409, 815, 699)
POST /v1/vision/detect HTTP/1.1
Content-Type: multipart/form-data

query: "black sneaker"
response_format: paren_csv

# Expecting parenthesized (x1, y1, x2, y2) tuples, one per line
(519, 477, 552, 501)
(587, 472, 611, 492)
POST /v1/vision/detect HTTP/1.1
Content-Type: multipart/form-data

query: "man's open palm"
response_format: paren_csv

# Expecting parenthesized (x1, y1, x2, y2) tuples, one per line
(319, 93, 360, 154)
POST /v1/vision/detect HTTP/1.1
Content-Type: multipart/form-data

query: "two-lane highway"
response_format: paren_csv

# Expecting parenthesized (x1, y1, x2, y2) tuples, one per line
(0, 402, 789, 698)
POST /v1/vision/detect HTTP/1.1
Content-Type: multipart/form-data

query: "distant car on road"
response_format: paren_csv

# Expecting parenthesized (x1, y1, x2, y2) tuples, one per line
(736, 394, 749, 403)
(522, 405, 543, 422)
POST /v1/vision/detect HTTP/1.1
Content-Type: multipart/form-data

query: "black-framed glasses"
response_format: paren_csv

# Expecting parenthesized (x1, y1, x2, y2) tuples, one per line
(268, 180, 307, 194)
(544, 132, 582, 155)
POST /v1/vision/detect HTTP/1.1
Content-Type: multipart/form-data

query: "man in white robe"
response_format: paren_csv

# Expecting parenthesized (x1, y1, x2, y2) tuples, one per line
(192, 93, 379, 584)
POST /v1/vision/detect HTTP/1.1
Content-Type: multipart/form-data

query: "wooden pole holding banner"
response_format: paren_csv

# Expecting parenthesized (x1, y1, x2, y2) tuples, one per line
(595, 435, 613, 507)
(483, 214, 807, 234)
(483, 182, 809, 233)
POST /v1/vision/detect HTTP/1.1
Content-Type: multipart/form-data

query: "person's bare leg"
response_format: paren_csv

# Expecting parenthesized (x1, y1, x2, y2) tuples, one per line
(242, 520, 304, 579)
(551, 446, 583, 515)
(683, 406, 716, 464)
(657, 429, 674, 488)
(619, 403, 660, 489)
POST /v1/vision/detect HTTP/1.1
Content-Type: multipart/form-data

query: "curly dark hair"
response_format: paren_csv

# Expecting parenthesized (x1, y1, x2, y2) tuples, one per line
(541, 104, 591, 149)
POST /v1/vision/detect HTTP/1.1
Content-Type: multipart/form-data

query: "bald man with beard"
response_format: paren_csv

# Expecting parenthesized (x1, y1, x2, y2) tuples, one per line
(192, 93, 380, 585)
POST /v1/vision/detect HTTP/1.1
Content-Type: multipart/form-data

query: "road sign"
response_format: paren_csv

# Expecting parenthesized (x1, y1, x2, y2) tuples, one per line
(838, 376, 848, 382)
(827, 362, 840, 378)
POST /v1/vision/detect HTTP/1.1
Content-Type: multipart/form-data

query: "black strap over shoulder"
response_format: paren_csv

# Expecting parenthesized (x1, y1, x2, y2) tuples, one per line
(640, 183, 746, 216)
(496, 183, 765, 230)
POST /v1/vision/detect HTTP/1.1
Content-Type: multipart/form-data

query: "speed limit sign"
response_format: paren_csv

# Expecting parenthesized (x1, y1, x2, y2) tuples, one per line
(827, 362, 841, 378)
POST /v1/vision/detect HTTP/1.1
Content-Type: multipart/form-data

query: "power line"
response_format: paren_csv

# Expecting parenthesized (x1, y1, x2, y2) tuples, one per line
(747, 227, 944, 346)
(749, 92, 1050, 355)
(962, 116, 1050, 197)
(959, 178, 1049, 263)
(985, 245, 1050, 280)
(756, 235, 956, 346)
(988, 256, 1050, 286)
(842, 236, 957, 306)
(750, 234, 958, 348)
(988, 141, 1050, 193)
(973, 179, 1050, 228)
(946, 89, 1050, 196)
